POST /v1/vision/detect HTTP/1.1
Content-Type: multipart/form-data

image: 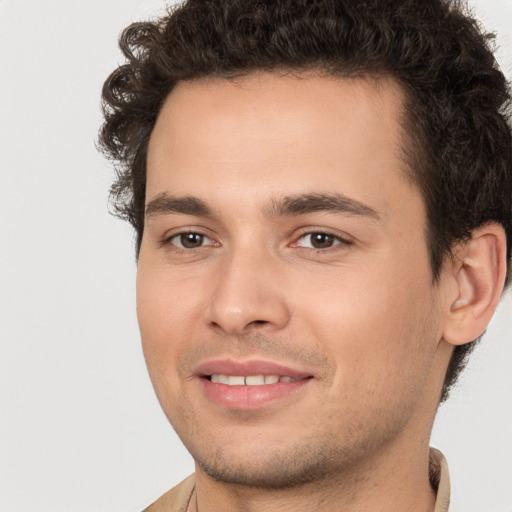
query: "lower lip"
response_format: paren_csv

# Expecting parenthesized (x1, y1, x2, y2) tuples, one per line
(200, 378, 311, 410)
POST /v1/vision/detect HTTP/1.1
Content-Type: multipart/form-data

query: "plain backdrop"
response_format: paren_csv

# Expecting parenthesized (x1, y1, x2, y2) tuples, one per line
(0, 1, 511, 511)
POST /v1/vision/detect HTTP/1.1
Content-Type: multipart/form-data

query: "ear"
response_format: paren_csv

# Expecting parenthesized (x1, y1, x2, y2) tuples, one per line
(442, 223, 508, 346)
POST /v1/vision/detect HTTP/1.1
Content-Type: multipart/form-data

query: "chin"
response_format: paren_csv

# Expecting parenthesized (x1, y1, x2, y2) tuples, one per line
(189, 432, 358, 489)
(197, 455, 333, 489)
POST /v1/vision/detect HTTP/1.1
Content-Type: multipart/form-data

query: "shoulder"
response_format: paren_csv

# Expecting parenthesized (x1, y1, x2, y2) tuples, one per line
(142, 474, 196, 512)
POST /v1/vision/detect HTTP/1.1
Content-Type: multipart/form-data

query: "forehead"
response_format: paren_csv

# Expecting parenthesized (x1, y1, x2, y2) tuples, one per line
(146, 72, 419, 222)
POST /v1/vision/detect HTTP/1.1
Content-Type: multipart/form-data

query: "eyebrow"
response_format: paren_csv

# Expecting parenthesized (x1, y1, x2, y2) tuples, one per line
(145, 194, 213, 219)
(145, 192, 381, 222)
(265, 193, 381, 222)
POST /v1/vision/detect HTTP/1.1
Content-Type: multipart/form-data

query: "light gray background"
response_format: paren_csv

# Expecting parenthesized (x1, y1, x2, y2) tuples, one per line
(0, 1, 511, 511)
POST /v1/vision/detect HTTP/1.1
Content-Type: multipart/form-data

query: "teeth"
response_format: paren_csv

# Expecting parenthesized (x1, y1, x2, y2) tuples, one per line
(210, 374, 298, 386)
(228, 376, 245, 386)
(211, 374, 229, 384)
(217, 374, 229, 384)
(246, 375, 265, 386)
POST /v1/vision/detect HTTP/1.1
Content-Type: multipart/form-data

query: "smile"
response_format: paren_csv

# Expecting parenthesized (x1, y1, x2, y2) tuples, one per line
(209, 374, 298, 385)
(195, 359, 314, 410)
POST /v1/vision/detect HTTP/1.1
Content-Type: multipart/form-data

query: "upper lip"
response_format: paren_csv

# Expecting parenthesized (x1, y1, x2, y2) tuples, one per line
(195, 358, 313, 379)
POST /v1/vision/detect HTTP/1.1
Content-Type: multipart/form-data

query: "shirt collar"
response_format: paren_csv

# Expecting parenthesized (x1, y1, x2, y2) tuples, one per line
(430, 447, 451, 511)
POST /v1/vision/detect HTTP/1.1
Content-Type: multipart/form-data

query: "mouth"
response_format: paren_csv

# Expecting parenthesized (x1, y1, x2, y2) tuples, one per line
(207, 374, 301, 385)
(196, 360, 314, 410)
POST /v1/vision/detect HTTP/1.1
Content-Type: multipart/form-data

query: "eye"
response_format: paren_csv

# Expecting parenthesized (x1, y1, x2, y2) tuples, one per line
(294, 232, 347, 249)
(169, 232, 214, 249)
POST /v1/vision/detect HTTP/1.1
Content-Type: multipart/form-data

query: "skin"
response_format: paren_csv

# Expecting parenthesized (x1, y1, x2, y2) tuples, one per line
(137, 73, 473, 511)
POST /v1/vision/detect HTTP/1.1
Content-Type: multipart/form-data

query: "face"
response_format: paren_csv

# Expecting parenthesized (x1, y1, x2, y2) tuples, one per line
(138, 73, 447, 488)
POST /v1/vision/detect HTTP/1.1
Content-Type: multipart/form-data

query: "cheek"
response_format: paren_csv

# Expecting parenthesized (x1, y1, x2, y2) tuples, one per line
(136, 262, 203, 379)
(136, 264, 207, 422)
(137, 259, 205, 328)
(293, 256, 438, 390)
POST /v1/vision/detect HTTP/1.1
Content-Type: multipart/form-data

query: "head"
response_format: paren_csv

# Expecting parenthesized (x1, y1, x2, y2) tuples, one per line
(100, 0, 512, 402)
(99, 0, 511, 484)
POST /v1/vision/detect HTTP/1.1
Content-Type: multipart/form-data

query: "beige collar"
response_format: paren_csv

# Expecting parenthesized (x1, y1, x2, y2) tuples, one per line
(430, 447, 451, 511)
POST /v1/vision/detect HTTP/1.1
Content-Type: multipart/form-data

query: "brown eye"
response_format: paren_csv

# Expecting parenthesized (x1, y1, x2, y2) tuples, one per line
(171, 232, 209, 249)
(181, 233, 204, 248)
(294, 232, 348, 250)
(309, 233, 335, 249)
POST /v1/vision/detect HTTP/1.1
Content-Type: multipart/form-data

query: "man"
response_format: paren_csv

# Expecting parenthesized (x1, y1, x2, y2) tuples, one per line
(99, 0, 511, 510)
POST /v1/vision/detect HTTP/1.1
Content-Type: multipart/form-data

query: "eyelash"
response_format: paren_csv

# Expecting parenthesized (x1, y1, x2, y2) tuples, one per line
(162, 229, 352, 254)
(291, 231, 353, 252)
(163, 231, 217, 250)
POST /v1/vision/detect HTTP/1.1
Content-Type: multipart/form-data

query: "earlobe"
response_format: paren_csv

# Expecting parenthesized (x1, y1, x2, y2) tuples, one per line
(443, 223, 507, 347)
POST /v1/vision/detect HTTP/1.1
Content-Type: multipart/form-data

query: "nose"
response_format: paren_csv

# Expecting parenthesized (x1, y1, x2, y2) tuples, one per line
(205, 248, 291, 335)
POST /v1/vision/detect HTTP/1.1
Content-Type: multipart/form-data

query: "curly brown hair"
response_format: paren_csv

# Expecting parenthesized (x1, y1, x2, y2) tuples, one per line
(99, 0, 512, 402)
